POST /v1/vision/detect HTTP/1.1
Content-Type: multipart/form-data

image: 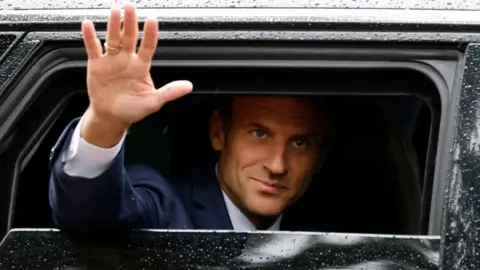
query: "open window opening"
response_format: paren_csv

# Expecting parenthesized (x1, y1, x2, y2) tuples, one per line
(2, 58, 441, 237)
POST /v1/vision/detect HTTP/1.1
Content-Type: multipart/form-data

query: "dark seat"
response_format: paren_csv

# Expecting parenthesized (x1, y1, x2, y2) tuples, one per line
(169, 95, 220, 173)
(124, 102, 179, 177)
(283, 99, 422, 234)
(125, 95, 219, 176)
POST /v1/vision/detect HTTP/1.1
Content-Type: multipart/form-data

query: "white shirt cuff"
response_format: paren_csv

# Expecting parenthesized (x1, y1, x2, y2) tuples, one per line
(61, 115, 126, 179)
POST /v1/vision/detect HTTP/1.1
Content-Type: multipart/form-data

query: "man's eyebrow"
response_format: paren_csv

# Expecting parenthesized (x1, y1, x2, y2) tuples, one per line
(247, 122, 269, 129)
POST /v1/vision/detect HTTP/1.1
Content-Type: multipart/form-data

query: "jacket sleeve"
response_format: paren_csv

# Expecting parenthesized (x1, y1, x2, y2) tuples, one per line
(48, 118, 192, 232)
(61, 114, 126, 179)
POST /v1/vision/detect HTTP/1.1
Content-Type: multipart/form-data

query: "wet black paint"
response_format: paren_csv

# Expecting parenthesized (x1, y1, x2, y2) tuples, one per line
(0, 39, 39, 101)
(0, 230, 440, 269)
(441, 43, 480, 270)
(0, 34, 17, 62)
(0, 0, 476, 10)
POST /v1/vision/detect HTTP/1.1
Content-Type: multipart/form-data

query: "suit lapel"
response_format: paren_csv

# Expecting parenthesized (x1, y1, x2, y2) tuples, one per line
(191, 164, 233, 230)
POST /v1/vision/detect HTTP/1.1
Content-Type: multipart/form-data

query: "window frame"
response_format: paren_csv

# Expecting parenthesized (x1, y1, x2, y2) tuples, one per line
(0, 42, 465, 269)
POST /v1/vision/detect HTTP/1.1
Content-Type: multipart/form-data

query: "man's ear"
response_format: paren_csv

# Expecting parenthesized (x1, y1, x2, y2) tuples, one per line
(210, 110, 226, 151)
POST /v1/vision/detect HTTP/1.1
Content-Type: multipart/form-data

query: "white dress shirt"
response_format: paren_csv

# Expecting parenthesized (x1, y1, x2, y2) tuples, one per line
(61, 115, 126, 178)
(62, 116, 282, 230)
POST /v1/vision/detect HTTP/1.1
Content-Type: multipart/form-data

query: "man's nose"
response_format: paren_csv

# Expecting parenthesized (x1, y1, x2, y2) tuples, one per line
(264, 144, 288, 175)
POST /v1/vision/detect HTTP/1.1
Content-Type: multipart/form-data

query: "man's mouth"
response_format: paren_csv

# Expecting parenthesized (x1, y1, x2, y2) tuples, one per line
(252, 178, 284, 194)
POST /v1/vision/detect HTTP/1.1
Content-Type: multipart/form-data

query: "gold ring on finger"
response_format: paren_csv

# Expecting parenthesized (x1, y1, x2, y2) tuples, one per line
(104, 41, 122, 55)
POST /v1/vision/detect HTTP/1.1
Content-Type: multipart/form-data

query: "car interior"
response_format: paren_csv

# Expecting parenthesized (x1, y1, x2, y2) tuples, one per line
(0, 45, 444, 239)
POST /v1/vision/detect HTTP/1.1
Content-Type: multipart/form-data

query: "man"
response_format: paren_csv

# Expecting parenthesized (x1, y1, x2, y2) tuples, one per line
(49, 2, 331, 232)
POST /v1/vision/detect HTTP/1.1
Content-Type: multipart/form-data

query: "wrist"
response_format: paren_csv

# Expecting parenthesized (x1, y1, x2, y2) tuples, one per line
(80, 107, 129, 148)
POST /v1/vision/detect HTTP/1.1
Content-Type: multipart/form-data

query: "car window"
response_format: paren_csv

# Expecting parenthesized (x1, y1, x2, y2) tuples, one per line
(10, 65, 439, 237)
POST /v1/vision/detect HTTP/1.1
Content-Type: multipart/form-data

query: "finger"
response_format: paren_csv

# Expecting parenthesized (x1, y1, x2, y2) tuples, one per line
(82, 20, 102, 60)
(106, 6, 122, 48)
(121, 2, 139, 53)
(137, 18, 158, 63)
(152, 80, 193, 106)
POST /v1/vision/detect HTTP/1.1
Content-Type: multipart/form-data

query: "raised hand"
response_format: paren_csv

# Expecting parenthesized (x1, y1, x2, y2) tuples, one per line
(80, 2, 193, 147)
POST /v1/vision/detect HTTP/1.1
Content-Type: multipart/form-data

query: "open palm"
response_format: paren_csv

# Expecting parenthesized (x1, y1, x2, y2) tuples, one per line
(82, 3, 192, 126)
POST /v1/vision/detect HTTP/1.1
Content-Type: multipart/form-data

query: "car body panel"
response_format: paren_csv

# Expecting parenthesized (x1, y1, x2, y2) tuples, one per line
(2, 8, 480, 26)
(0, 33, 19, 62)
(1, 9, 480, 46)
(0, 229, 441, 269)
(441, 43, 480, 270)
(0, 38, 39, 101)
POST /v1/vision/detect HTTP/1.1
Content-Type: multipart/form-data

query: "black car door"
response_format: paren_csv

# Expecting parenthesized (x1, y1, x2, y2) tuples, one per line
(0, 2, 478, 269)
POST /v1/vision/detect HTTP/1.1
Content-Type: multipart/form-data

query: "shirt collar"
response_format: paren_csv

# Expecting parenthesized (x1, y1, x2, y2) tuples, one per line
(216, 163, 282, 231)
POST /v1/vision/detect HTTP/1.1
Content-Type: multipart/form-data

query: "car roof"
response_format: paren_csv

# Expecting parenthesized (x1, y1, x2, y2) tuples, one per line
(0, 0, 480, 28)
(0, 8, 479, 28)
(0, 0, 479, 10)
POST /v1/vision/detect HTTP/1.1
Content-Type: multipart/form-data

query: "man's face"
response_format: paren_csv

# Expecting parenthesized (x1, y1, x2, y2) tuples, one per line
(210, 96, 330, 220)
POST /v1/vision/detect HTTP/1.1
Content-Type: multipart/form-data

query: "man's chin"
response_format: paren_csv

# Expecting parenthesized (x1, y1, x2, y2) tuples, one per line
(248, 201, 285, 217)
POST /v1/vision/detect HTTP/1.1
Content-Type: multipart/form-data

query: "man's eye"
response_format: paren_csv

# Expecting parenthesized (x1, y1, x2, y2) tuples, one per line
(252, 130, 267, 138)
(293, 139, 308, 148)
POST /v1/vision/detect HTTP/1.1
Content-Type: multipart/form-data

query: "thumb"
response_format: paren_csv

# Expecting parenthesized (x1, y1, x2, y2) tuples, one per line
(153, 80, 193, 105)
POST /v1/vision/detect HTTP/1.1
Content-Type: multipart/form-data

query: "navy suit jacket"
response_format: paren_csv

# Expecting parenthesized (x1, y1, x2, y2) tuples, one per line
(49, 118, 288, 232)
